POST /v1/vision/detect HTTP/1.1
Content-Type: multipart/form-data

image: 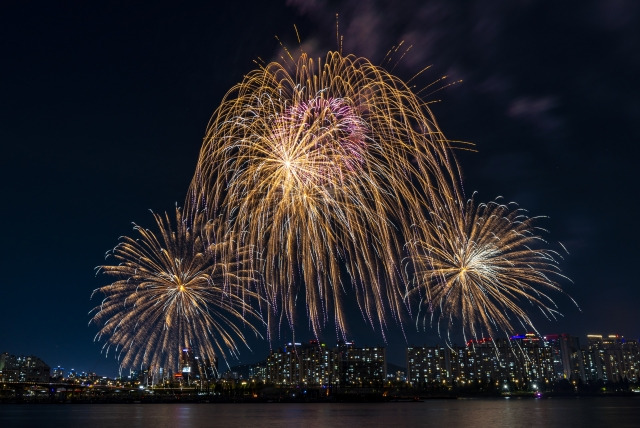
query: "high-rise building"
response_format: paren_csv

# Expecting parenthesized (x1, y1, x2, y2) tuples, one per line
(51, 366, 65, 381)
(468, 338, 503, 383)
(0, 352, 50, 383)
(265, 340, 385, 387)
(583, 334, 639, 383)
(620, 339, 640, 382)
(266, 340, 337, 386)
(507, 334, 555, 384)
(336, 341, 386, 387)
(544, 333, 585, 382)
(407, 334, 558, 389)
(406, 345, 449, 386)
(176, 347, 217, 384)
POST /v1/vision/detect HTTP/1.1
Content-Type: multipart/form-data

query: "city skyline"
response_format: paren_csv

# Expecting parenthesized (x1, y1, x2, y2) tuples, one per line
(2, 329, 637, 380)
(5, 331, 640, 406)
(2, 1, 639, 379)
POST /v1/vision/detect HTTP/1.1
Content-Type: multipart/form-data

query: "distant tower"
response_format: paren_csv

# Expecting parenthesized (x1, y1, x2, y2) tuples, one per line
(177, 347, 218, 384)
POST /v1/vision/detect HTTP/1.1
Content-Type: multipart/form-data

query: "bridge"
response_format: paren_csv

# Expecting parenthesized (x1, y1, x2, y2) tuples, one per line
(0, 380, 214, 403)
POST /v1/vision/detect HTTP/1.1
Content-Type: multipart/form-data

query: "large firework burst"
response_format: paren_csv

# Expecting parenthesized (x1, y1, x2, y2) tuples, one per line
(187, 48, 464, 340)
(407, 194, 574, 342)
(89, 207, 263, 373)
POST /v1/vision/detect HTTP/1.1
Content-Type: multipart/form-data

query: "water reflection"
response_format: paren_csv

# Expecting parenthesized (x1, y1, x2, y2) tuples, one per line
(2, 397, 639, 428)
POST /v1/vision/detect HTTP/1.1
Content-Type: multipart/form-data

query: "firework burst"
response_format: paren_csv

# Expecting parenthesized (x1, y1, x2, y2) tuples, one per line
(89, 207, 263, 373)
(407, 193, 574, 342)
(186, 47, 466, 340)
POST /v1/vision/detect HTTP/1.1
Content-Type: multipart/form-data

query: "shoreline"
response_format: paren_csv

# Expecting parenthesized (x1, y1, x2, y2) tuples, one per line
(2, 391, 639, 405)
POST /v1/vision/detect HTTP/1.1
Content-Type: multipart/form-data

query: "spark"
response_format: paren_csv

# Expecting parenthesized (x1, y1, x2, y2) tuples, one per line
(407, 193, 575, 343)
(89, 207, 264, 373)
(186, 49, 465, 340)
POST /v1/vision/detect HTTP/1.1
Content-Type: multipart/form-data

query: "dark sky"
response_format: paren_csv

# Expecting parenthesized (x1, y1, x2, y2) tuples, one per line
(1, 0, 638, 378)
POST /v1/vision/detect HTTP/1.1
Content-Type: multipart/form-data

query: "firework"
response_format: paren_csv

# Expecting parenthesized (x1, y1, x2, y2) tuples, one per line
(187, 48, 464, 340)
(407, 193, 574, 342)
(89, 207, 263, 373)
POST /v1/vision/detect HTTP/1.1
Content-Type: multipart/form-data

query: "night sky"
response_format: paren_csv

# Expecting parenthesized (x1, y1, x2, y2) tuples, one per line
(2, 1, 638, 378)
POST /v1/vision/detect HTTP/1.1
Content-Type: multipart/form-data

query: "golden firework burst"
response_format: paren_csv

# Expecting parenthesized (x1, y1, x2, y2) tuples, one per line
(89, 207, 264, 373)
(187, 47, 465, 340)
(408, 194, 574, 342)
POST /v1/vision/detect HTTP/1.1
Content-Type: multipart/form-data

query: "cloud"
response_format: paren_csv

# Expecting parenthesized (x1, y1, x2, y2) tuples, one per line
(507, 96, 563, 134)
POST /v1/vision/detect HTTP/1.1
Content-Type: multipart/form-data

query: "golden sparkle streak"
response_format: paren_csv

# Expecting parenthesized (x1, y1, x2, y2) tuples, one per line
(406, 193, 577, 342)
(89, 207, 264, 372)
(186, 48, 467, 340)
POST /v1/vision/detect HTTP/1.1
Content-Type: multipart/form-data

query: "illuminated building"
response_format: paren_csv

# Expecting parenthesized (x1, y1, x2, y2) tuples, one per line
(51, 366, 65, 381)
(621, 339, 640, 382)
(266, 342, 302, 385)
(583, 334, 611, 382)
(407, 334, 556, 388)
(173, 347, 218, 385)
(266, 340, 337, 386)
(265, 340, 385, 387)
(0, 352, 50, 383)
(467, 338, 503, 383)
(406, 333, 640, 390)
(248, 362, 268, 381)
(406, 345, 449, 386)
(583, 334, 639, 383)
(336, 341, 386, 387)
(507, 334, 555, 385)
(543, 333, 585, 382)
(302, 340, 337, 386)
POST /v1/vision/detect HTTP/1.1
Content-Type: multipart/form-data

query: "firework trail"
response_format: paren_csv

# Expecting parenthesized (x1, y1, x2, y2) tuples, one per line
(407, 193, 575, 343)
(187, 47, 465, 340)
(89, 207, 264, 373)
